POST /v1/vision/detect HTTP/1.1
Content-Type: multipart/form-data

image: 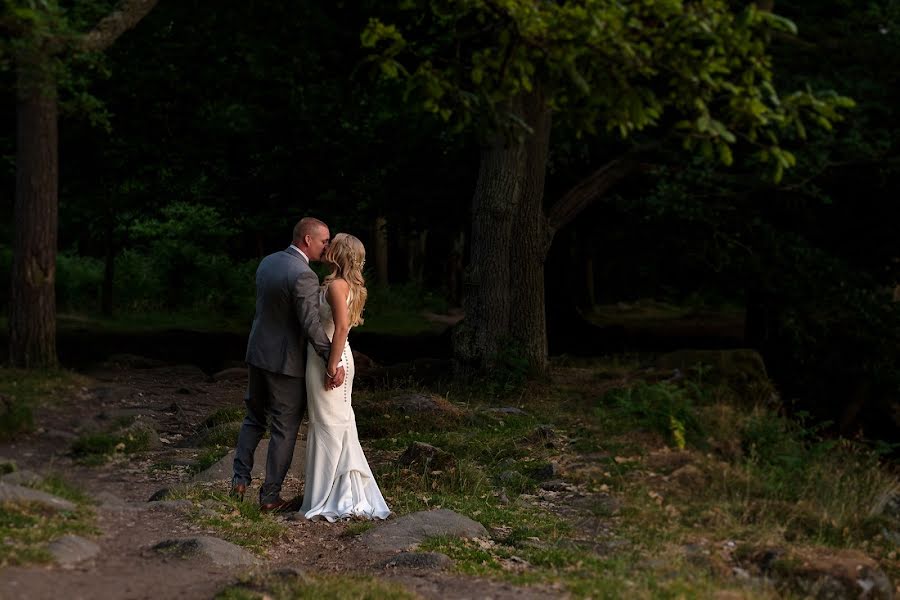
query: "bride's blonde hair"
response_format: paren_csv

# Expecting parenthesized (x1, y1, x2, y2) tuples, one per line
(323, 233, 367, 327)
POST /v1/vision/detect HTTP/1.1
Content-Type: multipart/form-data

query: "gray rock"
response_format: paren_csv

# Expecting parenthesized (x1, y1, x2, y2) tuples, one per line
(191, 439, 305, 483)
(397, 442, 456, 471)
(1, 469, 43, 486)
(0, 482, 76, 512)
(391, 393, 464, 417)
(103, 354, 167, 369)
(97, 407, 147, 421)
(379, 551, 454, 570)
(485, 407, 527, 416)
(359, 509, 488, 553)
(148, 487, 174, 501)
(150, 536, 260, 567)
(539, 480, 570, 492)
(48, 534, 101, 567)
(211, 367, 248, 382)
(89, 386, 136, 403)
(147, 500, 194, 513)
(44, 429, 78, 442)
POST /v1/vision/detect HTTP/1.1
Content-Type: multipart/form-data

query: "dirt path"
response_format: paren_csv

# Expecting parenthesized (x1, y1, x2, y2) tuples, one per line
(0, 362, 559, 600)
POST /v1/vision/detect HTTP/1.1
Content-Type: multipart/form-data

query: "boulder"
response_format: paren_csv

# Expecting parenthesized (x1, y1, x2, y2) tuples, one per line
(397, 442, 456, 471)
(0, 482, 76, 512)
(654, 349, 777, 406)
(359, 508, 487, 553)
(0, 469, 43, 486)
(191, 439, 305, 483)
(211, 367, 248, 382)
(48, 535, 101, 567)
(150, 536, 260, 567)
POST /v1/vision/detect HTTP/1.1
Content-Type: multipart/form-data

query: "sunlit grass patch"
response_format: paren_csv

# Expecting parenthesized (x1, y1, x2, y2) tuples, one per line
(70, 426, 155, 464)
(165, 485, 285, 554)
(215, 572, 416, 600)
(0, 368, 90, 440)
(0, 476, 97, 567)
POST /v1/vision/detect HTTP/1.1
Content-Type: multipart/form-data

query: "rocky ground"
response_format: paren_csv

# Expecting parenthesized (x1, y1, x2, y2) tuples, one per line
(0, 356, 561, 600)
(0, 351, 897, 600)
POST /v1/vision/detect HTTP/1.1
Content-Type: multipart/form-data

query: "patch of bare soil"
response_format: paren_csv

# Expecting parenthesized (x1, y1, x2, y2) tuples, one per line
(0, 363, 562, 600)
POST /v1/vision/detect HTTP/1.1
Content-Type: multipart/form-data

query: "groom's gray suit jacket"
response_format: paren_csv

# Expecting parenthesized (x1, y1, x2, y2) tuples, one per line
(245, 247, 332, 377)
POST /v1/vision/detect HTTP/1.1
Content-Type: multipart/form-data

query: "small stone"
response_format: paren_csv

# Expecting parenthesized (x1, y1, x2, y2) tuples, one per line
(539, 480, 569, 492)
(48, 535, 101, 567)
(0, 469, 43, 486)
(0, 482, 76, 512)
(485, 407, 527, 416)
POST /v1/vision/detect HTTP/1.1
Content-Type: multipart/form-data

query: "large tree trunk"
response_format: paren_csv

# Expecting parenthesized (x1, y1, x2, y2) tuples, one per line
(373, 216, 389, 289)
(101, 209, 115, 316)
(453, 129, 527, 371)
(508, 87, 553, 372)
(9, 58, 59, 368)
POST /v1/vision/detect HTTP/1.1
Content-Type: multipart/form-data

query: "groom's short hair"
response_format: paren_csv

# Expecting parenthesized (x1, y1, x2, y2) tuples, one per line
(293, 217, 327, 243)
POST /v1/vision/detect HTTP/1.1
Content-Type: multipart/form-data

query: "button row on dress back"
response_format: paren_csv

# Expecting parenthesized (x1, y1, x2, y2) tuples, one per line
(343, 346, 349, 403)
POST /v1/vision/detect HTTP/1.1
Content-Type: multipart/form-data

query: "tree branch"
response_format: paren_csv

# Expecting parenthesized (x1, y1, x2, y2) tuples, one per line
(79, 0, 159, 53)
(546, 153, 645, 234)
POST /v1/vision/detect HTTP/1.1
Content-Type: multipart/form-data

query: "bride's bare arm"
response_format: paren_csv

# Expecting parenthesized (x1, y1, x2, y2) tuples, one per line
(325, 279, 351, 384)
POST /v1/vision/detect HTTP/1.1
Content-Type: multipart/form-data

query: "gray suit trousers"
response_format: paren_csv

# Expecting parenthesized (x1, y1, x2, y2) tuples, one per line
(232, 365, 307, 503)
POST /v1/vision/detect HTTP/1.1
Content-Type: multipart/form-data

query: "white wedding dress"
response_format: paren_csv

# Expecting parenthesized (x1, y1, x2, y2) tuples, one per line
(299, 288, 390, 522)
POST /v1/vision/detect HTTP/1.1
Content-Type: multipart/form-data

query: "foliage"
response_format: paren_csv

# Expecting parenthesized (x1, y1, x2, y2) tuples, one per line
(165, 486, 285, 555)
(0, 474, 97, 567)
(600, 381, 705, 449)
(363, 0, 853, 181)
(0, 368, 88, 440)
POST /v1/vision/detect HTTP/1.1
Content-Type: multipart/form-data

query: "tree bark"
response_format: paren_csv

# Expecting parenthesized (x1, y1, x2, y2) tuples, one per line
(508, 87, 553, 372)
(101, 209, 115, 316)
(373, 216, 389, 289)
(454, 127, 527, 370)
(10, 56, 59, 368)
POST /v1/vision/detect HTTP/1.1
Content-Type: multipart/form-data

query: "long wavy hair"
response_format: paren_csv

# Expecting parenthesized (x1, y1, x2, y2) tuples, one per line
(323, 233, 367, 327)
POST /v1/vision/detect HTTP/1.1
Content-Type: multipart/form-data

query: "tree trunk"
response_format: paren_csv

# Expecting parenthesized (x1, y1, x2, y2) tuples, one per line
(373, 216, 389, 289)
(9, 58, 59, 368)
(508, 88, 553, 372)
(101, 210, 115, 316)
(454, 129, 527, 370)
(407, 229, 427, 285)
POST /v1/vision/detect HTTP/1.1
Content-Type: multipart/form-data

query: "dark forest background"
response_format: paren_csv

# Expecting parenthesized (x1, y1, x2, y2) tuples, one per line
(1, 1, 898, 446)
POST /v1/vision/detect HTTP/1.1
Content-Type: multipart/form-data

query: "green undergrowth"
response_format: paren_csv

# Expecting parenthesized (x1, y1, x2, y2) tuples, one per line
(0, 475, 97, 567)
(351, 356, 898, 596)
(165, 485, 285, 554)
(0, 368, 90, 441)
(70, 422, 156, 465)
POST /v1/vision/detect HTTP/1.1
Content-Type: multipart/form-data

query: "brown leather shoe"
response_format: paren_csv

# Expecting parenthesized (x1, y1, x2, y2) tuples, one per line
(229, 482, 247, 501)
(259, 496, 301, 514)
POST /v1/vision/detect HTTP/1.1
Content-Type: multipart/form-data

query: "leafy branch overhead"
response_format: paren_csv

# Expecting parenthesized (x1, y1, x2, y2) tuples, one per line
(362, 0, 855, 181)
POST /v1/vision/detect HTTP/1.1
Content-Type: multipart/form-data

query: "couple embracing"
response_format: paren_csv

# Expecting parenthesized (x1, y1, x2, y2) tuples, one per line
(229, 217, 390, 522)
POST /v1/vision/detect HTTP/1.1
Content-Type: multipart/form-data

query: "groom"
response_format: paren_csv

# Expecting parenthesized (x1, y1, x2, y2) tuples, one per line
(231, 217, 345, 512)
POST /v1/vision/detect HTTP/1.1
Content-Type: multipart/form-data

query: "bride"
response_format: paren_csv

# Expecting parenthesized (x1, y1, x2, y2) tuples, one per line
(299, 233, 391, 521)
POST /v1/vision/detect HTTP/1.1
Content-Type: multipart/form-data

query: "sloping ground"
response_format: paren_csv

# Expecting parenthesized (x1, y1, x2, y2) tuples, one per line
(0, 352, 897, 599)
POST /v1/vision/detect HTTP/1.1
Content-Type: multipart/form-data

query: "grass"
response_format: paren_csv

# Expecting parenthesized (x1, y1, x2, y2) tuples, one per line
(165, 485, 285, 555)
(57, 311, 248, 334)
(215, 573, 416, 600)
(0, 475, 97, 567)
(348, 357, 899, 596)
(0, 368, 90, 441)
(70, 425, 155, 464)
